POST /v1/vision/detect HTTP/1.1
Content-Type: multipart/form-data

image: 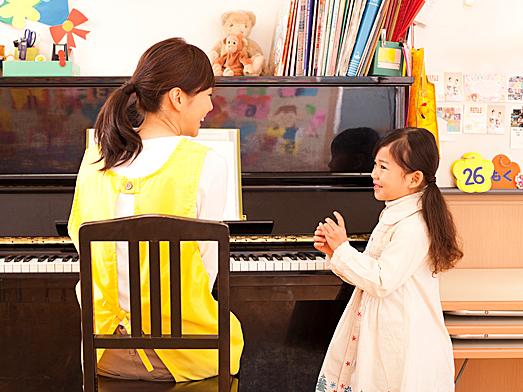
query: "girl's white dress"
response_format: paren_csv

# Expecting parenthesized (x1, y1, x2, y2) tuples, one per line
(316, 192, 454, 392)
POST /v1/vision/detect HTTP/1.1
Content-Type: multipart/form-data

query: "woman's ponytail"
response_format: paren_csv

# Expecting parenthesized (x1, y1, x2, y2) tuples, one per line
(94, 81, 143, 171)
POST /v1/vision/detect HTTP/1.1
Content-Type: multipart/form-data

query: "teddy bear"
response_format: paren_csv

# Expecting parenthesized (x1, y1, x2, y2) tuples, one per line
(213, 33, 252, 76)
(209, 10, 265, 76)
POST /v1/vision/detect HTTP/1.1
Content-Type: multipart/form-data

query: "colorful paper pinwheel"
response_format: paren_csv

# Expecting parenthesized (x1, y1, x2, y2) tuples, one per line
(49, 8, 89, 49)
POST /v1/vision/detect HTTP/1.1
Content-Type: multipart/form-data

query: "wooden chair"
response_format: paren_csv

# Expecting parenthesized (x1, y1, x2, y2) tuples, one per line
(79, 214, 232, 392)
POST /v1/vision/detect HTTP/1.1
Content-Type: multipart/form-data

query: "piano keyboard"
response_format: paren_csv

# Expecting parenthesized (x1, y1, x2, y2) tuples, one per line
(0, 254, 79, 273)
(0, 252, 328, 273)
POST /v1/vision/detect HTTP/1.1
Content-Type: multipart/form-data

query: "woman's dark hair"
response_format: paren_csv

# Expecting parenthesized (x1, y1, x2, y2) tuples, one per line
(94, 37, 215, 170)
(374, 127, 463, 273)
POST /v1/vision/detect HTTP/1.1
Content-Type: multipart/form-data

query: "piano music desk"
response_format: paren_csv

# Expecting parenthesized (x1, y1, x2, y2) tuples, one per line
(440, 268, 523, 391)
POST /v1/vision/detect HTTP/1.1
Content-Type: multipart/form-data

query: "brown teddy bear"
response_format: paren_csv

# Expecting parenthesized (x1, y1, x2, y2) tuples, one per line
(209, 10, 264, 76)
(213, 33, 252, 76)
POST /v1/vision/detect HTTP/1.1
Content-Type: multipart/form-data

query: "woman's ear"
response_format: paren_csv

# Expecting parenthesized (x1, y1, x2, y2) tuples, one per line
(167, 87, 183, 111)
(408, 170, 424, 189)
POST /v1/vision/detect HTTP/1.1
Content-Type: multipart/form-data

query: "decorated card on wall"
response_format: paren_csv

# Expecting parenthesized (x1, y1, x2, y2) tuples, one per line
(507, 76, 523, 101)
(464, 73, 505, 102)
(436, 104, 462, 134)
(427, 73, 444, 102)
(486, 104, 505, 135)
(444, 72, 464, 101)
(510, 106, 523, 148)
(463, 103, 487, 134)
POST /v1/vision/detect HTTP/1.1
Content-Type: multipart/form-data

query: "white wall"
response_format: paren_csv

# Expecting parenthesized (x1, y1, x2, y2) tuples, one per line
(414, 0, 523, 186)
(2, 0, 522, 187)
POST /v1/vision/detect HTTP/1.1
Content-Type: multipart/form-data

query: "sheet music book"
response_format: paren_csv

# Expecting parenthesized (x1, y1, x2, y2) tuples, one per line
(86, 128, 243, 221)
(189, 128, 243, 221)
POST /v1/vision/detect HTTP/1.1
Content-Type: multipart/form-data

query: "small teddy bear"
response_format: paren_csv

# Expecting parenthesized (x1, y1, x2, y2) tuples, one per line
(209, 10, 264, 76)
(213, 33, 252, 76)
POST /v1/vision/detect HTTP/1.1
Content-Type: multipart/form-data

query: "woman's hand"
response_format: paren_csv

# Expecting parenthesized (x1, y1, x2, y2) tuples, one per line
(321, 211, 349, 252)
(313, 223, 334, 257)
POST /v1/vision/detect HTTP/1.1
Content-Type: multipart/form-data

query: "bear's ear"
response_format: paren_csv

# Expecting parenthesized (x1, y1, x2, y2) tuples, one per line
(246, 11, 256, 26)
(221, 11, 233, 26)
(223, 37, 227, 44)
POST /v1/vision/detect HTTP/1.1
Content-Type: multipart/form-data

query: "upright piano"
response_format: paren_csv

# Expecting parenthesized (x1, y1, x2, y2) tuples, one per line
(0, 76, 411, 391)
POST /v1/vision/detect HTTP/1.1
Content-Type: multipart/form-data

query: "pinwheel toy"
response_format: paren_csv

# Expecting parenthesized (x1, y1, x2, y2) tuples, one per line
(49, 8, 89, 49)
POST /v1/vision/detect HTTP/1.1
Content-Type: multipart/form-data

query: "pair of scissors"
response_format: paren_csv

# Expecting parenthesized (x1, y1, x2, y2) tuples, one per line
(23, 29, 36, 48)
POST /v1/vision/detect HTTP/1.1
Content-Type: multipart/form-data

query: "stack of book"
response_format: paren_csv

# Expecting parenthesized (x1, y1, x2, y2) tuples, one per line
(269, 0, 425, 77)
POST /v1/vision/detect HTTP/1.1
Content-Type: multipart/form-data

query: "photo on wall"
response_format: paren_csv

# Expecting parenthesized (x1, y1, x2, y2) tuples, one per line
(486, 104, 506, 135)
(444, 72, 464, 101)
(436, 104, 463, 134)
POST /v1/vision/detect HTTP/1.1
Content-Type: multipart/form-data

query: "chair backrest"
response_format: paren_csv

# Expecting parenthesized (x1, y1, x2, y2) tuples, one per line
(79, 214, 230, 392)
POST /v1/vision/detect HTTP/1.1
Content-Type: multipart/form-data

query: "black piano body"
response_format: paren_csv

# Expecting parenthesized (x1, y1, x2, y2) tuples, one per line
(0, 76, 411, 391)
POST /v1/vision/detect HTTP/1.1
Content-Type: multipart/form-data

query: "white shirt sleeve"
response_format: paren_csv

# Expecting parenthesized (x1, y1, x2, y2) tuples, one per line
(196, 149, 227, 291)
(329, 217, 430, 298)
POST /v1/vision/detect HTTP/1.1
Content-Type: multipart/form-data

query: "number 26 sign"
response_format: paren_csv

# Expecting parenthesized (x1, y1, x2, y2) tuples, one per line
(452, 152, 495, 193)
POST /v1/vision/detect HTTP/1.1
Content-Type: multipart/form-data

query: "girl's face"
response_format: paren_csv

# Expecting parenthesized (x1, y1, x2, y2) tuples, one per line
(371, 145, 421, 201)
(179, 88, 214, 136)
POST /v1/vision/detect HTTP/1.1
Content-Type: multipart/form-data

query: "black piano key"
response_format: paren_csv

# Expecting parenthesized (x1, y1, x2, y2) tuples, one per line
(23, 255, 33, 262)
(273, 254, 283, 261)
(248, 254, 259, 261)
(13, 256, 24, 262)
(232, 255, 241, 261)
(284, 253, 298, 261)
(62, 256, 72, 263)
(240, 254, 249, 261)
(47, 256, 57, 262)
(296, 253, 307, 260)
(72, 256, 79, 262)
(303, 253, 317, 260)
(37, 255, 48, 263)
(262, 254, 273, 261)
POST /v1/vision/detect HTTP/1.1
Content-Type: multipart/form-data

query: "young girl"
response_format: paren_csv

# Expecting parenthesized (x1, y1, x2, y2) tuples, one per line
(314, 128, 462, 392)
(68, 38, 243, 382)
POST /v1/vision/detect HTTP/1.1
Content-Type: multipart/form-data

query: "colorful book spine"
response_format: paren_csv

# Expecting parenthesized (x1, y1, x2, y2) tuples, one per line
(346, 0, 382, 76)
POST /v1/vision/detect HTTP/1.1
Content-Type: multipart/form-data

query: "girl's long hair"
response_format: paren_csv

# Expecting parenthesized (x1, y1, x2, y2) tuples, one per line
(94, 37, 214, 170)
(375, 128, 463, 273)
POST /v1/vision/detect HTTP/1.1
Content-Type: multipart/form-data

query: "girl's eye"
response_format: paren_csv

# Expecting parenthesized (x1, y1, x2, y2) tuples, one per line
(381, 165, 387, 170)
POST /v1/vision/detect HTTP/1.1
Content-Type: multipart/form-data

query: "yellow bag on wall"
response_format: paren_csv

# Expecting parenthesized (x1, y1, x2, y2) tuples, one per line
(407, 48, 439, 149)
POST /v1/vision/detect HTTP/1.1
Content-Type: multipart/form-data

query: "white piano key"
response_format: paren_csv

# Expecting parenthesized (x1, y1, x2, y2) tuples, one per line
(72, 263, 79, 273)
(12, 263, 22, 273)
(274, 261, 283, 271)
(247, 261, 257, 272)
(63, 263, 72, 273)
(4, 264, 13, 273)
(257, 261, 266, 271)
(289, 261, 300, 271)
(38, 263, 48, 273)
(307, 261, 316, 271)
(0, 262, 4, 273)
(239, 261, 249, 272)
(299, 261, 308, 270)
(282, 260, 291, 270)
(54, 263, 64, 273)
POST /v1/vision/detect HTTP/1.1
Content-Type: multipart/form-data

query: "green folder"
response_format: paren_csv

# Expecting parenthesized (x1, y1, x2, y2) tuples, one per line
(369, 41, 403, 77)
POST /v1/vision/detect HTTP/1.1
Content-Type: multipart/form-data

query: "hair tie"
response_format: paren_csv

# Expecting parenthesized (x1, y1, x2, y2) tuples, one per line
(122, 82, 136, 95)
(427, 176, 437, 184)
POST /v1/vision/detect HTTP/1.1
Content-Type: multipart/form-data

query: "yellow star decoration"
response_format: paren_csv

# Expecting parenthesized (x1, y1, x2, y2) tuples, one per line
(0, 0, 40, 29)
(451, 152, 494, 193)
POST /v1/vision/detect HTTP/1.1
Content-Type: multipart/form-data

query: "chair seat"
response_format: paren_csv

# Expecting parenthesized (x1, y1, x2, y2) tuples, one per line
(97, 375, 238, 392)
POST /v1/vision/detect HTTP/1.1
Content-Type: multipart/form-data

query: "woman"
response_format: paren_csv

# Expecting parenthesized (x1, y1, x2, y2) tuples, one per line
(68, 37, 243, 382)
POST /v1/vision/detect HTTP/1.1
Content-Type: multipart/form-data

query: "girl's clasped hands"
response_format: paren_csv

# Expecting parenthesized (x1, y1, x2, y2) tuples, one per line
(313, 211, 349, 257)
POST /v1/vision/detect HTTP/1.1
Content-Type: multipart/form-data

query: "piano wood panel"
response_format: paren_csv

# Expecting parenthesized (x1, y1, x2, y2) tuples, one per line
(443, 193, 523, 269)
